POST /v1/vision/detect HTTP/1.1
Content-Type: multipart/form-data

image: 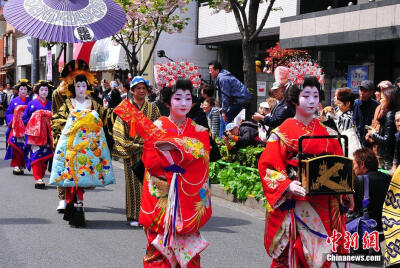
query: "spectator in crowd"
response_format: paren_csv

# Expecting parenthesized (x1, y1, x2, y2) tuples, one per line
(104, 81, 122, 109)
(391, 111, 400, 175)
(120, 83, 129, 99)
(154, 90, 170, 117)
(335, 87, 356, 133)
(367, 81, 392, 157)
(366, 85, 398, 170)
(4, 82, 12, 99)
(8, 86, 18, 103)
(351, 147, 391, 231)
(208, 60, 252, 124)
(394, 77, 400, 90)
(257, 101, 272, 142)
(252, 81, 295, 137)
(266, 97, 277, 111)
(353, 80, 379, 147)
(201, 83, 216, 102)
(90, 86, 103, 105)
(201, 97, 220, 138)
(98, 79, 110, 99)
(187, 94, 209, 129)
(222, 121, 263, 153)
(0, 85, 7, 125)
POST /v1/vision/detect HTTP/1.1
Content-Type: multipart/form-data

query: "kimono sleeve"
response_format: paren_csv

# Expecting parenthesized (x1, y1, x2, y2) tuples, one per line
(5, 100, 15, 126)
(258, 132, 292, 208)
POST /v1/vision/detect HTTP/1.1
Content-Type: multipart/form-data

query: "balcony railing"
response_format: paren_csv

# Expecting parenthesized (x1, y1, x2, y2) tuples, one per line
(300, 0, 359, 15)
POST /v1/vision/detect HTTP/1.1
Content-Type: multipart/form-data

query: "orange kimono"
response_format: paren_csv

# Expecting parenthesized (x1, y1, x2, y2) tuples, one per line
(258, 118, 348, 268)
(114, 99, 211, 268)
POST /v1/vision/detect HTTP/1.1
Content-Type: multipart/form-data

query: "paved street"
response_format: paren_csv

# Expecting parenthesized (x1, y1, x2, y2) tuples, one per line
(0, 124, 383, 268)
(0, 124, 269, 268)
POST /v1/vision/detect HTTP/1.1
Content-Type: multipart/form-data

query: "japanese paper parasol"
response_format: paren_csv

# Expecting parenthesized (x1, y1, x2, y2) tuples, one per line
(3, 0, 126, 43)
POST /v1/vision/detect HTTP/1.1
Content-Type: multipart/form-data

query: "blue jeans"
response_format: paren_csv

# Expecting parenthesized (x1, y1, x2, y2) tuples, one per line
(219, 115, 227, 138)
(225, 103, 244, 123)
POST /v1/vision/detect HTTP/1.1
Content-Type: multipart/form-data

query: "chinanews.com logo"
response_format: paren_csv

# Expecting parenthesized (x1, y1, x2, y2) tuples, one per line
(326, 254, 381, 262)
(325, 229, 382, 262)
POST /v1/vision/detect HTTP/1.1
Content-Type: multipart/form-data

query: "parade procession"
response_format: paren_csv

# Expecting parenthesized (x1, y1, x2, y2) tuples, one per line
(2, 0, 400, 267)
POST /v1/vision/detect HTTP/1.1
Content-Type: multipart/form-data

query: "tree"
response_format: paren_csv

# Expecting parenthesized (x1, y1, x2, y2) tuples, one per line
(206, 0, 278, 117)
(114, 0, 190, 76)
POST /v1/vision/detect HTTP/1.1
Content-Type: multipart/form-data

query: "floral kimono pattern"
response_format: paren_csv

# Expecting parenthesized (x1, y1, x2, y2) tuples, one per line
(49, 109, 115, 187)
(114, 99, 211, 267)
(258, 118, 348, 268)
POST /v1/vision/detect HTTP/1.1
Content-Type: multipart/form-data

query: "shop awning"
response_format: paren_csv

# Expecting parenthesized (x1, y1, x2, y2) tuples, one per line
(0, 62, 15, 70)
(89, 37, 129, 72)
(59, 41, 95, 70)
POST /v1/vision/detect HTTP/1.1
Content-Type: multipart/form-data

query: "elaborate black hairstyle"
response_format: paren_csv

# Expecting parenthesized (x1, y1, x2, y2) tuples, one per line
(161, 78, 193, 106)
(15, 79, 32, 91)
(59, 59, 97, 98)
(33, 80, 54, 99)
(285, 75, 322, 108)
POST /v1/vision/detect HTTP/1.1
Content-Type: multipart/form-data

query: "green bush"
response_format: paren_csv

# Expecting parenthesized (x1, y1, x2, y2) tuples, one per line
(209, 161, 264, 201)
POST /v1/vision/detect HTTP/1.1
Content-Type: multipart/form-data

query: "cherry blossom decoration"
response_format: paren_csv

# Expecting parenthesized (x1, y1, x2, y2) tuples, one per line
(154, 60, 202, 89)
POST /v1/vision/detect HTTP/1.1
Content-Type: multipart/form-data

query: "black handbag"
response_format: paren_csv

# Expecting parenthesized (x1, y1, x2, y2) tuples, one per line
(209, 136, 221, 162)
(132, 160, 145, 183)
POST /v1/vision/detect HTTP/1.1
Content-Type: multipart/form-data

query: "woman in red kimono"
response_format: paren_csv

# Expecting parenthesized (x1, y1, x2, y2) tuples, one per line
(258, 76, 349, 267)
(114, 78, 211, 268)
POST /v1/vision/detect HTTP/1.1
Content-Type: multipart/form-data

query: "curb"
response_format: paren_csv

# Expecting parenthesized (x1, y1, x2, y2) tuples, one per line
(210, 184, 265, 213)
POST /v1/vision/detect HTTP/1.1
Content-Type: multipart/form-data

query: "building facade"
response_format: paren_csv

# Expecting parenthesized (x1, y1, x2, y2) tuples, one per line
(280, 0, 400, 104)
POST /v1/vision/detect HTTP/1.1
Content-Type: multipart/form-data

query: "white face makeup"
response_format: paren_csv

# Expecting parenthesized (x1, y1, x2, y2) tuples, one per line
(19, 86, 28, 98)
(169, 89, 192, 120)
(38, 86, 48, 100)
(75, 81, 88, 101)
(296, 86, 319, 117)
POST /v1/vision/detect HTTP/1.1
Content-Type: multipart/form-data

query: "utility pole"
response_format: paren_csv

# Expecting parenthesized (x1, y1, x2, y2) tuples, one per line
(31, 37, 39, 84)
(67, 43, 73, 62)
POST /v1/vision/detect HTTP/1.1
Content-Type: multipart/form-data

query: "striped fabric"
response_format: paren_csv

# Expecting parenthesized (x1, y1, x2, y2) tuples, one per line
(337, 110, 353, 133)
(382, 166, 400, 266)
(112, 99, 160, 221)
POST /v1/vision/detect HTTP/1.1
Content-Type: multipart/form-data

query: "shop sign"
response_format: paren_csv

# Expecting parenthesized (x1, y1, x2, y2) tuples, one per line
(257, 81, 266, 97)
(347, 65, 368, 91)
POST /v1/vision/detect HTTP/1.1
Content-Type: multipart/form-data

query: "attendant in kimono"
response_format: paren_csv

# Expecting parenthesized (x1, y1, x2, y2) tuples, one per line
(4, 79, 32, 175)
(114, 78, 211, 268)
(258, 76, 350, 267)
(50, 60, 116, 227)
(23, 80, 54, 189)
(113, 76, 160, 227)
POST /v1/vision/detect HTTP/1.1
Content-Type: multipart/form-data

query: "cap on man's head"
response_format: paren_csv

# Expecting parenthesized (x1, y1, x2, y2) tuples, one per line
(225, 123, 238, 131)
(259, 102, 270, 109)
(271, 81, 284, 90)
(359, 80, 375, 91)
(130, 76, 149, 89)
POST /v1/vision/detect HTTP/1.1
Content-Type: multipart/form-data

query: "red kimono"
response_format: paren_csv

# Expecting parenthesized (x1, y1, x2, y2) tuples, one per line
(258, 118, 348, 268)
(114, 99, 211, 268)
